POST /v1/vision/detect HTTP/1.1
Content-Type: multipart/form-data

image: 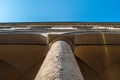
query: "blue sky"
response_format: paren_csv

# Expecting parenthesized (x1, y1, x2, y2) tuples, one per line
(0, 0, 120, 22)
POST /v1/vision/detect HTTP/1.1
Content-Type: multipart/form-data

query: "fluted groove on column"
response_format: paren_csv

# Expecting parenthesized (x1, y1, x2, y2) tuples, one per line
(35, 40, 84, 80)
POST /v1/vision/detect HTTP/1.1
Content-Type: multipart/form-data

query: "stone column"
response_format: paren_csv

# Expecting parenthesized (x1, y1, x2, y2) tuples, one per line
(35, 40, 84, 80)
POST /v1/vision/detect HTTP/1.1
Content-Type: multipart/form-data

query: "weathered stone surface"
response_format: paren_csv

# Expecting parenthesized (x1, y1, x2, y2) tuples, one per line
(75, 45, 120, 80)
(48, 34, 74, 45)
(0, 34, 47, 44)
(0, 45, 48, 80)
(75, 33, 120, 45)
(0, 22, 119, 80)
(35, 41, 84, 80)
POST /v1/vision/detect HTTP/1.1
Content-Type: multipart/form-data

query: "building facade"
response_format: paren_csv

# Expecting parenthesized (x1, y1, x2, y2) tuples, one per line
(0, 22, 120, 80)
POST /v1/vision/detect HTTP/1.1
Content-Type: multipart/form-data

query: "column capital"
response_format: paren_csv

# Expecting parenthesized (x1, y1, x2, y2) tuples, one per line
(48, 34, 74, 49)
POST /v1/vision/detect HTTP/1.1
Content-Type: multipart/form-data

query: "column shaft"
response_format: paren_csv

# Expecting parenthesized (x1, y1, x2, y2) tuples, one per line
(35, 40, 84, 80)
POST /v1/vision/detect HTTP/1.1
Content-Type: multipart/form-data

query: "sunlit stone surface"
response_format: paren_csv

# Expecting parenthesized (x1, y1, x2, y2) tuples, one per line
(0, 22, 120, 80)
(35, 41, 84, 80)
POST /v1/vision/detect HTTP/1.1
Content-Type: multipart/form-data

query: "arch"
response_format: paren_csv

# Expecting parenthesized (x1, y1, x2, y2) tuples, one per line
(0, 59, 29, 80)
(76, 57, 103, 80)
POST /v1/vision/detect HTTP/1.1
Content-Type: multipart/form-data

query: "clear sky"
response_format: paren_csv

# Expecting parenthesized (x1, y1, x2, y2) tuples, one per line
(0, 0, 120, 22)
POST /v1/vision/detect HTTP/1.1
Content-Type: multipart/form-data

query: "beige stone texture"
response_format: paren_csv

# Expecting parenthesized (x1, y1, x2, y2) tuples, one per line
(75, 45, 120, 80)
(35, 41, 84, 80)
(0, 22, 120, 80)
(75, 33, 120, 44)
(0, 34, 47, 44)
(0, 45, 48, 80)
